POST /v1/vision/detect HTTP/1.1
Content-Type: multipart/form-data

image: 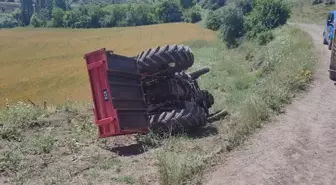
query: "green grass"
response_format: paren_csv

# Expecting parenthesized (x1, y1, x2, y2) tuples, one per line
(153, 24, 316, 184)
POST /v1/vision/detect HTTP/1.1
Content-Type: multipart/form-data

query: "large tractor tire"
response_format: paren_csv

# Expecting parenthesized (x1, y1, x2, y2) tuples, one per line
(149, 102, 207, 134)
(136, 44, 194, 74)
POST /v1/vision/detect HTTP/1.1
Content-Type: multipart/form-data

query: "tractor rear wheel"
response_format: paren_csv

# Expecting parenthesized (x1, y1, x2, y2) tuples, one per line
(149, 102, 207, 134)
(136, 44, 194, 74)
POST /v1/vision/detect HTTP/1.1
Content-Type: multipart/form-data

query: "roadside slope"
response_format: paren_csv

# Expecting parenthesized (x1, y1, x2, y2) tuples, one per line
(206, 23, 336, 185)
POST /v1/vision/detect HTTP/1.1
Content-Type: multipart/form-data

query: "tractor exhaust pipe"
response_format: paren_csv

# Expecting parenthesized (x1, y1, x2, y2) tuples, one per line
(189, 67, 210, 80)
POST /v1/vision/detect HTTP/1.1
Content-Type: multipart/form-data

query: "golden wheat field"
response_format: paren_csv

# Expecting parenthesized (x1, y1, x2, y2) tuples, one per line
(0, 23, 215, 105)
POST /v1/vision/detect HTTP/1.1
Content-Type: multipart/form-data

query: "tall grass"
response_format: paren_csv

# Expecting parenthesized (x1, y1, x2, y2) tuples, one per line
(289, 0, 336, 24)
(155, 24, 316, 184)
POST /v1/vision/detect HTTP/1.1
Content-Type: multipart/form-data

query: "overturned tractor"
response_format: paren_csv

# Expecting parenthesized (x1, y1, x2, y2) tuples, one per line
(84, 44, 225, 138)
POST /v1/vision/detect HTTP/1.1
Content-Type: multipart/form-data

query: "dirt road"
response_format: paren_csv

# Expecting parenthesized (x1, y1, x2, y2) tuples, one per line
(206, 23, 336, 185)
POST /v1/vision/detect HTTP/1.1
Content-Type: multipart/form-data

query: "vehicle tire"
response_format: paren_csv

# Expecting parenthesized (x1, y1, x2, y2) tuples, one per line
(149, 102, 207, 134)
(136, 44, 194, 74)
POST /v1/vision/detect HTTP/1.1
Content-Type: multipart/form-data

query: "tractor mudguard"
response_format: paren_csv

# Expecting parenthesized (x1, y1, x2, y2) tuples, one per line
(84, 48, 149, 138)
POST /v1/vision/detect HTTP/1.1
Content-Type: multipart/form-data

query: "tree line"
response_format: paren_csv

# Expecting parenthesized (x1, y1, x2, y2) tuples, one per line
(204, 0, 291, 48)
(0, 0, 202, 28)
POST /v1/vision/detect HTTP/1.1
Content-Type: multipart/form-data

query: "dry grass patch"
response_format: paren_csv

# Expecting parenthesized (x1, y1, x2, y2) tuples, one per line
(0, 23, 215, 105)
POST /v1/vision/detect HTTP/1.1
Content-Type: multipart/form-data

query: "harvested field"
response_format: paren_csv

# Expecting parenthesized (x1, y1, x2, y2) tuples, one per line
(0, 23, 215, 105)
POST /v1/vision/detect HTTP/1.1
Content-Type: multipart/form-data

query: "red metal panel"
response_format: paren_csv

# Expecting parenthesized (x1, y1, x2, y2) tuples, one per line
(84, 48, 121, 138)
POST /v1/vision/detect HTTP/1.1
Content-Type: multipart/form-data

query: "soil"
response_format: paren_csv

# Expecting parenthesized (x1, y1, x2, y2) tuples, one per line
(205, 23, 336, 185)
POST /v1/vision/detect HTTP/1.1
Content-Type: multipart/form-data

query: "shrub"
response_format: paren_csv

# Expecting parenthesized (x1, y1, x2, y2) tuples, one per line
(205, 9, 222, 31)
(0, 14, 19, 28)
(257, 31, 275, 45)
(30, 13, 44, 27)
(244, 0, 291, 38)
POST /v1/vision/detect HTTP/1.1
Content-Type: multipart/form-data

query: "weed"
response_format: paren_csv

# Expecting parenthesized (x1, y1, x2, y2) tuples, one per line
(97, 156, 120, 171)
(112, 176, 135, 184)
(27, 134, 55, 154)
(0, 125, 21, 141)
(0, 149, 20, 175)
(0, 101, 47, 128)
(155, 137, 206, 185)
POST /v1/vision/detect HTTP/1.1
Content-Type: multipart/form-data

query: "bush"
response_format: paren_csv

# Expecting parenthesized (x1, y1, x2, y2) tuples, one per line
(244, 0, 291, 38)
(30, 13, 45, 27)
(205, 9, 222, 30)
(257, 31, 275, 45)
(0, 14, 19, 28)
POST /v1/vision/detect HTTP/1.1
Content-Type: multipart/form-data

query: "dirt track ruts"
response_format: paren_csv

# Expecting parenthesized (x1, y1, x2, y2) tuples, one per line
(205, 23, 336, 185)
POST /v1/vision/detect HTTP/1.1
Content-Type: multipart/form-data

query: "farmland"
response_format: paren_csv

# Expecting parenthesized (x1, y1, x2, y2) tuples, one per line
(0, 23, 215, 106)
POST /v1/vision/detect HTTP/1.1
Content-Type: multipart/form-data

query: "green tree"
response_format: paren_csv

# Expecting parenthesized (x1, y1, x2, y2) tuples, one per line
(87, 5, 105, 28)
(0, 14, 19, 28)
(51, 7, 64, 27)
(220, 4, 244, 48)
(53, 0, 66, 10)
(234, 0, 254, 15)
(63, 8, 81, 27)
(21, 0, 34, 25)
(182, 6, 202, 23)
(199, 0, 226, 10)
(30, 13, 43, 27)
(244, 0, 291, 38)
(205, 9, 222, 30)
(11, 8, 22, 25)
(156, 0, 183, 23)
(179, 0, 196, 9)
